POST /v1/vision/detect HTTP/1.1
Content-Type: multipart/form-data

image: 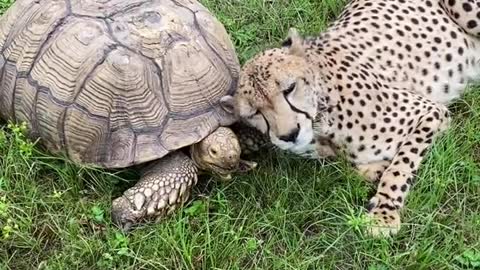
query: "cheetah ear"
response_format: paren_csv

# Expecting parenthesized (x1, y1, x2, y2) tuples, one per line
(220, 95, 236, 114)
(282, 27, 305, 57)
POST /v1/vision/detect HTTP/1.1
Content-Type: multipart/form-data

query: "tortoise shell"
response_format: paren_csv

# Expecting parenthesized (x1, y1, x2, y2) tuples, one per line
(0, 0, 239, 168)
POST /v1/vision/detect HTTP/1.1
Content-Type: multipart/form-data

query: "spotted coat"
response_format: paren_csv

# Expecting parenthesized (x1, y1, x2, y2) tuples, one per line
(224, 0, 480, 236)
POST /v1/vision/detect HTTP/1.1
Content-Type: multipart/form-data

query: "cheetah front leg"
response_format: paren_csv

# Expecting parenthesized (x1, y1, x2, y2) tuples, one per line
(356, 161, 391, 183)
(366, 106, 450, 237)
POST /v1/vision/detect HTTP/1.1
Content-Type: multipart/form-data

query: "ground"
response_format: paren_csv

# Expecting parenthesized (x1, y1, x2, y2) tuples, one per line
(1, 0, 480, 269)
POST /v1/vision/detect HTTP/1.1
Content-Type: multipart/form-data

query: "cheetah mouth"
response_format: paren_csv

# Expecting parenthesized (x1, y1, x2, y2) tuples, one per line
(274, 131, 313, 150)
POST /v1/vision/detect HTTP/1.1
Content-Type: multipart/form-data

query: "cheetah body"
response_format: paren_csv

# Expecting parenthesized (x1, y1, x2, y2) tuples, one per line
(222, 0, 480, 236)
(307, 0, 480, 163)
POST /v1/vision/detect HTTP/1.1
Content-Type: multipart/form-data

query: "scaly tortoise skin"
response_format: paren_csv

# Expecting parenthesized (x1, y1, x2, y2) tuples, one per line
(0, 0, 267, 230)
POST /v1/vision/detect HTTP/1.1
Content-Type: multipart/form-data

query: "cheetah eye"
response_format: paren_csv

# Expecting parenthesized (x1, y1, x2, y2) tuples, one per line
(283, 83, 296, 96)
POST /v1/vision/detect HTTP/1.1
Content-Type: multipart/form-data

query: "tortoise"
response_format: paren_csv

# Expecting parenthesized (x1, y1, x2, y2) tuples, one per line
(0, 0, 268, 230)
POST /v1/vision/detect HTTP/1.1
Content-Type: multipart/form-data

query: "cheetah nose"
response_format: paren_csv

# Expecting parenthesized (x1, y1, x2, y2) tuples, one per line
(279, 126, 300, 143)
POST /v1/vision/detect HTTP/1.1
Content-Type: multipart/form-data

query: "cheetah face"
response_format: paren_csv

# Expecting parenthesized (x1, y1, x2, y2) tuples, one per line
(222, 29, 320, 155)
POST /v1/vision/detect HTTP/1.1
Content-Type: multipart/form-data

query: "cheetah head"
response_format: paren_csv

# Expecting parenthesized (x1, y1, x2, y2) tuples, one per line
(221, 28, 323, 154)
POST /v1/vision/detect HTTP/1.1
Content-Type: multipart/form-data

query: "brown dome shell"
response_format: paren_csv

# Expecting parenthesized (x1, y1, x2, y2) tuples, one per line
(0, 0, 239, 168)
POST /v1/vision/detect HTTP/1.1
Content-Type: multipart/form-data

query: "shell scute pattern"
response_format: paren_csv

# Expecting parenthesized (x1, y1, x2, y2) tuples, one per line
(0, 0, 240, 168)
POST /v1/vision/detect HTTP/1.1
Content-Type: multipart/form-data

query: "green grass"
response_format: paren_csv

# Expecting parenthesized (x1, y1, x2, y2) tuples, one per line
(1, 0, 480, 269)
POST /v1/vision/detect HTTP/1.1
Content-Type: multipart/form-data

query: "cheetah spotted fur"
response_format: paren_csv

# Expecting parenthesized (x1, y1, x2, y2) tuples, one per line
(221, 0, 480, 236)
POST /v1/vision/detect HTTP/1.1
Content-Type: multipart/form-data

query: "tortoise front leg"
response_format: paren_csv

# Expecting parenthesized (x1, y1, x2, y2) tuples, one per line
(111, 151, 198, 231)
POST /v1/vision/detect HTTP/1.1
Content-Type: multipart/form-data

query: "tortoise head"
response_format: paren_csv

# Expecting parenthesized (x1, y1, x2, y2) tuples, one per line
(191, 127, 257, 180)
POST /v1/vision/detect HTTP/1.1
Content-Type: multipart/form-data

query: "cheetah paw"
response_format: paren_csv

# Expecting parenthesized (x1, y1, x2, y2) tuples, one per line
(356, 161, 390, 183)
(365, 194, 401, 237)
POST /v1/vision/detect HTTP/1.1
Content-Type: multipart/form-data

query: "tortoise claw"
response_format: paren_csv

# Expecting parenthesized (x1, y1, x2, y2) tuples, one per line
(111, 196, 142, 232)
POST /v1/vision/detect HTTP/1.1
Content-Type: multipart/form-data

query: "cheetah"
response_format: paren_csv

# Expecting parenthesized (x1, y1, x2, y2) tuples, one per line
(221, 0, 480, 237)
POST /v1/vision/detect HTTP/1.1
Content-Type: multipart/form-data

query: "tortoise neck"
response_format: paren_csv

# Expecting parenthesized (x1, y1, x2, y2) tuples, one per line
(190, 144, 206, 171)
